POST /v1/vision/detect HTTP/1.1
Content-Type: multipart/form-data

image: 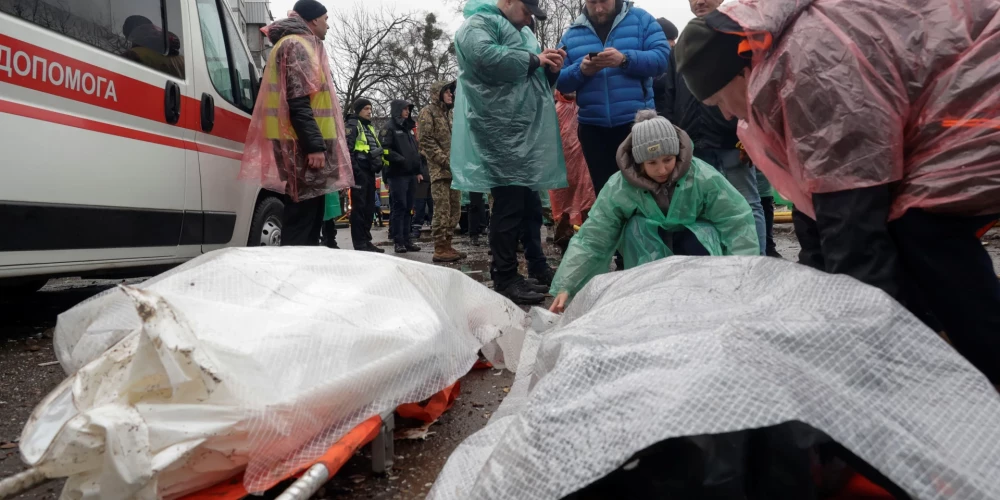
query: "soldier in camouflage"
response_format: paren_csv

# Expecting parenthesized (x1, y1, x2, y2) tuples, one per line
(418, 80, 464, 262)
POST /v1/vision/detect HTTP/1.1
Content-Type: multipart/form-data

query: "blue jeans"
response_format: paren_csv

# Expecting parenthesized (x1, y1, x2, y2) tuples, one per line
(388, 176, 416, 244)
(695, 148, 765, 255)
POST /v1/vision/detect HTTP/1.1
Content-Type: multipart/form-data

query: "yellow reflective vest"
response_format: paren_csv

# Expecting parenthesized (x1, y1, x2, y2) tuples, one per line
(262, 34, 336, 140)
(353, 122, 389, 167)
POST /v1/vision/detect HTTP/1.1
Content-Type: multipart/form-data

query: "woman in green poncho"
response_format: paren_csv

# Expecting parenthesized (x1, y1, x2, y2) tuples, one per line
(550, 110, 760, 312)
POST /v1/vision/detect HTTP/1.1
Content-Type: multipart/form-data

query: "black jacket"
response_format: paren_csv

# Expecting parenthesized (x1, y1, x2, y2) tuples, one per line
(654, 52, 739, 151)
(345, 115, 383, 176)
(287, 96, 325, 154)
(267, 17, 326, 155)
(381, 100, 423, 178)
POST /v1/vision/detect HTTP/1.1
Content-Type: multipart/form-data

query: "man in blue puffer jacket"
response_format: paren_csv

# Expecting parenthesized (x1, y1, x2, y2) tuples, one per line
(557, 0, 670, 196)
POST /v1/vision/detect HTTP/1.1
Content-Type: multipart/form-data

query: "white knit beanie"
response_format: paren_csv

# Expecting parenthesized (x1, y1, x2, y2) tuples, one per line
(631, 109, 680, 164)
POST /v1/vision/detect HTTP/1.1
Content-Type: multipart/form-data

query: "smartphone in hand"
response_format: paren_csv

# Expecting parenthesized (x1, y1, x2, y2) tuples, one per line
(588, 51, 601, 59)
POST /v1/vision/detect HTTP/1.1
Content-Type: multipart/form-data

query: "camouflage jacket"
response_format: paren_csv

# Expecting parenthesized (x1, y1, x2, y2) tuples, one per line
(417, 80, 455, 182)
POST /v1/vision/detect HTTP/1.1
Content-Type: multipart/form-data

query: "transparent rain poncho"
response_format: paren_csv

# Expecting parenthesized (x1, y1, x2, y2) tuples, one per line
(239, 15, 352, 202)
(717, 0, 1000, 220)
(450, 0, 568, 193)
(549, 92, 596, 226)
(550, 132, 759, 298)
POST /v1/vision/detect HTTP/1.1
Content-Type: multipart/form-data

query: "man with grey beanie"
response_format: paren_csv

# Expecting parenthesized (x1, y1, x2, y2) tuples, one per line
(548, 109, 760, 313)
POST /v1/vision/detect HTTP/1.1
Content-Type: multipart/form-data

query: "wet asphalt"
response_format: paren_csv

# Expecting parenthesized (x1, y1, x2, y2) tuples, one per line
(1, 223, 998, 499)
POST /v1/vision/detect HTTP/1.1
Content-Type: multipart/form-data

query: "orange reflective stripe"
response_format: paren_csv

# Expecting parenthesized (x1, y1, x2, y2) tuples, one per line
(977, 220, 997, 239)
(942, 118, 1000, 129)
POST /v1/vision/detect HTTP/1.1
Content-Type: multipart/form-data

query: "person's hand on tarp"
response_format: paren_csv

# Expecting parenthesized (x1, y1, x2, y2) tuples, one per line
(550, 291, 570, 313)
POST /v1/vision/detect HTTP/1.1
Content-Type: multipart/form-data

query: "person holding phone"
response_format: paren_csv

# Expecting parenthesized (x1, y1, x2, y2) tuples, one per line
(556, 0, 670, 200)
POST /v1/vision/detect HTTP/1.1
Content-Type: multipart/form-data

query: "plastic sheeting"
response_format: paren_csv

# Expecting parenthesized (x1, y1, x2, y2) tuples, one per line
(26, 248, 528, 499)
(549, 93, 596, 226)
(239, 15, 353, 202)
(719, 0, 1000, 221)
(450, 0, 568, 193)
(433, 256, 1000, 500)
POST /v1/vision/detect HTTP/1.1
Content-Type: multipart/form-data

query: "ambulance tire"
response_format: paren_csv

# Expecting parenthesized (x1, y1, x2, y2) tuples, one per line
(248, 196, 285, 247)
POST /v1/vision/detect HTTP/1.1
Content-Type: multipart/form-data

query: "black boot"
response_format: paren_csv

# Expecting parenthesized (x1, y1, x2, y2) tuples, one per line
(405, 242, 421, 252)
(497, 277, 545, 305)
(394, 243, 408, 254)
(523, 278, 549, 294)
(529, 267, 555, 288)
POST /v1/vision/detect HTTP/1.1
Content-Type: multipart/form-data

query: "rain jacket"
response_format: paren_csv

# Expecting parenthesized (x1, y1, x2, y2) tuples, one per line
(450, 0, 567, 192)
(381, 100, 421, 178)
(417, 81, 455, 183)
(549, 127, 758, 297)
(549, 92, 596, 225)
(239, 15, 352, 202)
(714, 0, 1000, 220)
(556, 1, 670, 128)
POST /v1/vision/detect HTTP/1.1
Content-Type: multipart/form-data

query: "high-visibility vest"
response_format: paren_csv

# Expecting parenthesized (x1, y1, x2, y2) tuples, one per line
(353, 122, 389, 166)
(262, 34, 336, 140)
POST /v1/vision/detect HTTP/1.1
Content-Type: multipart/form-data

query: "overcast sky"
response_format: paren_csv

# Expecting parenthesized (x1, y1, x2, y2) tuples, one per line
(268, 0, 695, 38)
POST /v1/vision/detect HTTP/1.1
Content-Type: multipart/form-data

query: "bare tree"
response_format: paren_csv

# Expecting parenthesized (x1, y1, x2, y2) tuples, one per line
(382, 13, 457, 110)
(534, 0, 583, 49)
(326, 5, 415, 117)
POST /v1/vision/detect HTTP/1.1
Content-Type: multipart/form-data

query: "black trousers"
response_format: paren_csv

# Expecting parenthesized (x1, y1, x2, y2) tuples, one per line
(659, 228, 710, 256)
(388, 175, 416, 245)
(794, 190, 1000, 384)
(413, 196, 433, 231)
(762, 196, 779, 257)
(468, 192, 488, 237)
(282, 195, 324, 246)
(322, 219, 338, 248)
(350, 171, 376, 249)
(490, 186, 547, 289)
(578, 122, 633, 194)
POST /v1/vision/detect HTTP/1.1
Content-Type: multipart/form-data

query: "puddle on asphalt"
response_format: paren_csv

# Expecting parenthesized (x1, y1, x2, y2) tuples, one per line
(458, 262, 492, 283)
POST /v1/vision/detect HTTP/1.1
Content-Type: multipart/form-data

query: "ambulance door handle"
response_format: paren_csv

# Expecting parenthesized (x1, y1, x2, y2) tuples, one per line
(200, 93, 215, 133)
(164, 81, 181, 125)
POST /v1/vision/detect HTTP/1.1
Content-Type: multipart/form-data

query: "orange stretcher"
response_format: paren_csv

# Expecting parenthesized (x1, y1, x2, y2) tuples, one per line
(182, 382, 461, 500)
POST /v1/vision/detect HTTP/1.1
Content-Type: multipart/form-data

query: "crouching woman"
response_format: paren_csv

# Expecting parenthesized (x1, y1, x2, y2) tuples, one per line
(550, 110, 760, 312)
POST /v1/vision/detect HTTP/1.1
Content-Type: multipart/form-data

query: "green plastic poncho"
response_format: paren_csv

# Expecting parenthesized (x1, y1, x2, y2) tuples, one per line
(550, 156, 759, 298)
(322, 191, 342, 221)
(450, 0, 568, 193)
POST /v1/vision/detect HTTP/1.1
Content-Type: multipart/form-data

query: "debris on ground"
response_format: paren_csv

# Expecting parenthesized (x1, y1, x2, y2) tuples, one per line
(394, 424, 437, 441)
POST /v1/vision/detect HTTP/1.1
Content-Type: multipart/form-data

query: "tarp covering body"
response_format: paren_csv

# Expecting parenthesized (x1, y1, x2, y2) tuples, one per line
(450, 0, 568, 193)
(431, 256, 1000, 499)
(25, 248, 527, 499)
(238, 16, 353, 202)
(722, 0, 1000, 220)
(549, 92, 596, 226)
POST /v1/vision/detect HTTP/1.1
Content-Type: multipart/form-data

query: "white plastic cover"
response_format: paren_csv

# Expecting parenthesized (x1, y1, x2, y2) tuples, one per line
(431, 257, 1000, 500)
(25, 248, 528, 499)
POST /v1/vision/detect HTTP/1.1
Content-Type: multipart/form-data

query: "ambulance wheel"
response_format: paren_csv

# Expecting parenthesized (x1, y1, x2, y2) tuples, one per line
(249, 196, 284, 247)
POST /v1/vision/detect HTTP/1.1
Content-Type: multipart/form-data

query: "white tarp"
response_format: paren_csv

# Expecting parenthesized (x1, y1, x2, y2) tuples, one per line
(21, 248, 528, 499)
(431, 256, 1000, 500)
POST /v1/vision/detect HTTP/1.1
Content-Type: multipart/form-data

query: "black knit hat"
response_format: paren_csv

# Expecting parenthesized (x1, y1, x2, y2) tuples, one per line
(352, 98, 372, 114)
(674, 14, 748, 102)
(293, 0, 328, 22)
(656, 18, 678, 41)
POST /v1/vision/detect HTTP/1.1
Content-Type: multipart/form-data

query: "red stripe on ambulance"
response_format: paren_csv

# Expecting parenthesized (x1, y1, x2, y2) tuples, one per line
(0, 33, 250, 144)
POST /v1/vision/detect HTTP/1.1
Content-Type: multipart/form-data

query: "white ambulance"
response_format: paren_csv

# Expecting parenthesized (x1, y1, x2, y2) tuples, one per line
(0, 0, 285, 293)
